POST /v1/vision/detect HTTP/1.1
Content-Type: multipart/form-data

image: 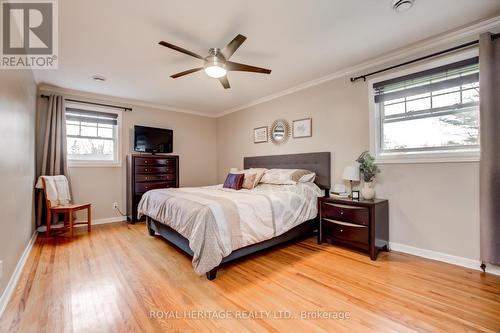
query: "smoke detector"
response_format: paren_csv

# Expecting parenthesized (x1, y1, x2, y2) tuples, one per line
(92, 75, 106, 82)
(392, 0, 415, 12)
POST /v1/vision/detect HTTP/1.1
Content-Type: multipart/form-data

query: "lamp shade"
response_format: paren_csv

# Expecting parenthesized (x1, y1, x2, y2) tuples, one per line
(342, 166, 360, 182)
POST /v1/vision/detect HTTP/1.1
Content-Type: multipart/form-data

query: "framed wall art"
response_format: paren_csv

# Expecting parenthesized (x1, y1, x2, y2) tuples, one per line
(254, 126, 268, 143)
(293, 118, 312, 138)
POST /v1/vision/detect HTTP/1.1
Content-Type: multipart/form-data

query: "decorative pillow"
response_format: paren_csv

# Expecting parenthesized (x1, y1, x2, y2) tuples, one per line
(223, 173, 244, 190)
(261, 169, 314, 185)
(241, 172, 257, 190)
(298, 172, 316, 183)
(248, 168, 268, 186)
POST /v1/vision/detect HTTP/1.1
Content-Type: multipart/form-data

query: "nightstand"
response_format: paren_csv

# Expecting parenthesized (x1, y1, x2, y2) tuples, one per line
(318, 197, 389, 260)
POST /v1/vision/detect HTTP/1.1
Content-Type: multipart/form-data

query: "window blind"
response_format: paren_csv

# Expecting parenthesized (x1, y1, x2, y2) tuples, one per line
(66, 108, 118, 125)
(373, 57, 479, 103)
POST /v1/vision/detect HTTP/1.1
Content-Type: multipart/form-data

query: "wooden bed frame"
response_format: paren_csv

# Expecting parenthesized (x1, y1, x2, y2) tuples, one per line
(145, 152, 331, 280)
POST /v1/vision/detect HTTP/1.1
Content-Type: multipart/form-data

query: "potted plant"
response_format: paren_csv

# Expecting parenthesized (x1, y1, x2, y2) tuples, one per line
(356, 151, 380, 200)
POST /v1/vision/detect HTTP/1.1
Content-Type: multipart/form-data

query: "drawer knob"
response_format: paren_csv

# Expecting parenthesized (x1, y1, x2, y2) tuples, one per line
(340, 211, 344, 215)
(340, 229, 343, 232)
(145, 169, 148, 172)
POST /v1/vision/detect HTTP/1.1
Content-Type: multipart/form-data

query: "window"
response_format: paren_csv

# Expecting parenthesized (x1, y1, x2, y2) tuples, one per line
(370, 55, 480, 163)
(66, 102, 122, 166)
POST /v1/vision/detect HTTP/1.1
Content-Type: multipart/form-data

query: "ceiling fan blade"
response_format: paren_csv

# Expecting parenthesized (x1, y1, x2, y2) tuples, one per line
(226, 61, 271, 74)
(159, 41, 204, 60)
(221, 34, 247, 59)
(219, 76, 230, 89)
(170, 67, 203, 79)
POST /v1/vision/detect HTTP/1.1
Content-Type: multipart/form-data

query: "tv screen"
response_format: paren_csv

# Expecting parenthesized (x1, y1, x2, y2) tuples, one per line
(134, 125, 173, 153)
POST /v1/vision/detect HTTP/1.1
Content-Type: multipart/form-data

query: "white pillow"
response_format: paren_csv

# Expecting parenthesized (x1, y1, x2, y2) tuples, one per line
(234, 168, 267, 189)
(260, 169, 314, 185)
(247, 168, 267, 187)
(298, 172, 316, 183)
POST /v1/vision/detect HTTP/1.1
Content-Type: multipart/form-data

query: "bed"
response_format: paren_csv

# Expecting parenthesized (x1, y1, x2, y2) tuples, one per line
(139, 152, 331, 280)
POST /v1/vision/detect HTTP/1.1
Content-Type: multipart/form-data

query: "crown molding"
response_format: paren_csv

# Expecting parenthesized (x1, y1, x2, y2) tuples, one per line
(215, 15, 500, 117)
(38, 84, 217, 118)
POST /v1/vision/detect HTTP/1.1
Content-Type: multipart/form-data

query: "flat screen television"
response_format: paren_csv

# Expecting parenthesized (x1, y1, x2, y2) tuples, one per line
(134, 125, 173, 153)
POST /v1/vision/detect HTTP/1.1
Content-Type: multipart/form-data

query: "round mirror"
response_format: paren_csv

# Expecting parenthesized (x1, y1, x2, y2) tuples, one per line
(270, 119, 290, 145)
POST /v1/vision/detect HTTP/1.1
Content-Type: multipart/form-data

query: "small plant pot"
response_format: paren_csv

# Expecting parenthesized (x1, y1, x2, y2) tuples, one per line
(361, 181, 376, 200)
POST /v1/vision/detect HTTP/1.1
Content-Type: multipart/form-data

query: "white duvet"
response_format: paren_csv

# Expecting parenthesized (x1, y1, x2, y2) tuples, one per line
(137, 183, 323, 275)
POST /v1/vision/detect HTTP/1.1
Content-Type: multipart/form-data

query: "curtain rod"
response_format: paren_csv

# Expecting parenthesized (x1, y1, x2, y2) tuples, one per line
(40, 94, 132, 112)
(350, 32, 500, 83)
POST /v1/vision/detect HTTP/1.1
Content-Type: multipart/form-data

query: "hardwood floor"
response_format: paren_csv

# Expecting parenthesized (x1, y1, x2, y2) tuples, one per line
(1, 222, 499, 333)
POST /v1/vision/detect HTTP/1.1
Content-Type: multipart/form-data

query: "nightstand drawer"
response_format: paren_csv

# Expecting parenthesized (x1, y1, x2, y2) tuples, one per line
(321, 202, 369, 226)
(322, 218, 368, 245)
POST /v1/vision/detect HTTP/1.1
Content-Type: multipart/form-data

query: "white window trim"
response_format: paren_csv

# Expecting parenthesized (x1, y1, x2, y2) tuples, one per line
(368, 48, 480, 164)
(66, 101, 123, 168)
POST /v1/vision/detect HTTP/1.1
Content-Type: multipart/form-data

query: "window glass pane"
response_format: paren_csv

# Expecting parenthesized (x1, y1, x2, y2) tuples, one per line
(406, 97, 431, 112)
(433, 86, 460, 95)
(384, 97, 405, 105)
(66, 108, 119, 163)
(432, 91, 461, 108)
(462, 82, 479, 89)
(384, 102, 405, 116)
(66, 124, 80, 136)
(382, 109, 479, 151)
(375, 59, 480, 157)
(406, 92, 430, 101)
(80, 124, 98, 137)
(462, 88, 480, 103)
(98, 126, 113, 138)
(67, 137, 114, 161)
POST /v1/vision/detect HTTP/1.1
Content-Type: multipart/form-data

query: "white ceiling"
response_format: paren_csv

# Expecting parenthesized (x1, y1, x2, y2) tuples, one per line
(34, 0, 500, 116)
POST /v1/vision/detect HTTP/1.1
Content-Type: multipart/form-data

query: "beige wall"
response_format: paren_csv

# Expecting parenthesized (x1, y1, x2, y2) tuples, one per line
(216, 75, 480, 261)
(0, 70, 37, 296)
(37, 89, 218, 220)
(216, 78, 369, 183)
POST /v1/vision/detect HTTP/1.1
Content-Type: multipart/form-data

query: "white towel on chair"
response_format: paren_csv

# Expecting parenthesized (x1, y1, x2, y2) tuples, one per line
(37, 175, 71, 206)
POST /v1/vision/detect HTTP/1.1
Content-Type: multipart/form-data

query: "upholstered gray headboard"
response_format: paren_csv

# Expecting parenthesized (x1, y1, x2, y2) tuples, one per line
(244, 152, 331, 191)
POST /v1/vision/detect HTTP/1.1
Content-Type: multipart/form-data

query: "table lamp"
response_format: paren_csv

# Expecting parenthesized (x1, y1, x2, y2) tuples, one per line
(342, 166, 360, 195)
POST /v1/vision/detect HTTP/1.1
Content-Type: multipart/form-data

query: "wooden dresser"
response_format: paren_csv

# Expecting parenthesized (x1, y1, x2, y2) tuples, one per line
(318, 197, 389, 260)
(126, 154, 179, 223)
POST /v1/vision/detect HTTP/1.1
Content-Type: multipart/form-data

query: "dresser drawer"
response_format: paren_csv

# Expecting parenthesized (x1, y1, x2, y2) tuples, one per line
(135, 174, 176, 182)
(135, 181, 175, 193)
(321, 202, 369, 226)
(135, 157, 175, 167)
(135, 166, 170, 174)
(322, 218, 368, 246)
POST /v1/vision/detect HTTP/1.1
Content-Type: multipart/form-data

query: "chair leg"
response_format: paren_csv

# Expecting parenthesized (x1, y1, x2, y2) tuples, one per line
(69, 209, 74, 239)
(88, 206, 92, 232)
(46, 210, 52, 238)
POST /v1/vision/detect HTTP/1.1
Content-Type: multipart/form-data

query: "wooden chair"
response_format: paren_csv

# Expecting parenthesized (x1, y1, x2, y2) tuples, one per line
(41, 176, 91, 239)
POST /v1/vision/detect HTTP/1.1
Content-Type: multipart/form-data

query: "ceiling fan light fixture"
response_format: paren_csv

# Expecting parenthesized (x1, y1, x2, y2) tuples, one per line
(204, 48, 227, 78)
(204, 65, 227, 78)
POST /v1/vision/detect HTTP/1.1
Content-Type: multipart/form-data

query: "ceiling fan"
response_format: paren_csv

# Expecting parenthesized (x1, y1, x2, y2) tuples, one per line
(158, 34, 271, 89)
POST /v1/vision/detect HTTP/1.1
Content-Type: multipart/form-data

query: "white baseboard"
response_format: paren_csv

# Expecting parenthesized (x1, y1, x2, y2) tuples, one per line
(37, 216, 127, 232)
(80, 216, 127, 227)
(0, 231, 38, 319)
(390, 242, 500, 276)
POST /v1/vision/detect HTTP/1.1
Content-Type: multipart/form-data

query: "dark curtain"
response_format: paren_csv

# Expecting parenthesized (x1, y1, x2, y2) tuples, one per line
(36, 95, 71, 227)
(479, 33, 500, 266)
